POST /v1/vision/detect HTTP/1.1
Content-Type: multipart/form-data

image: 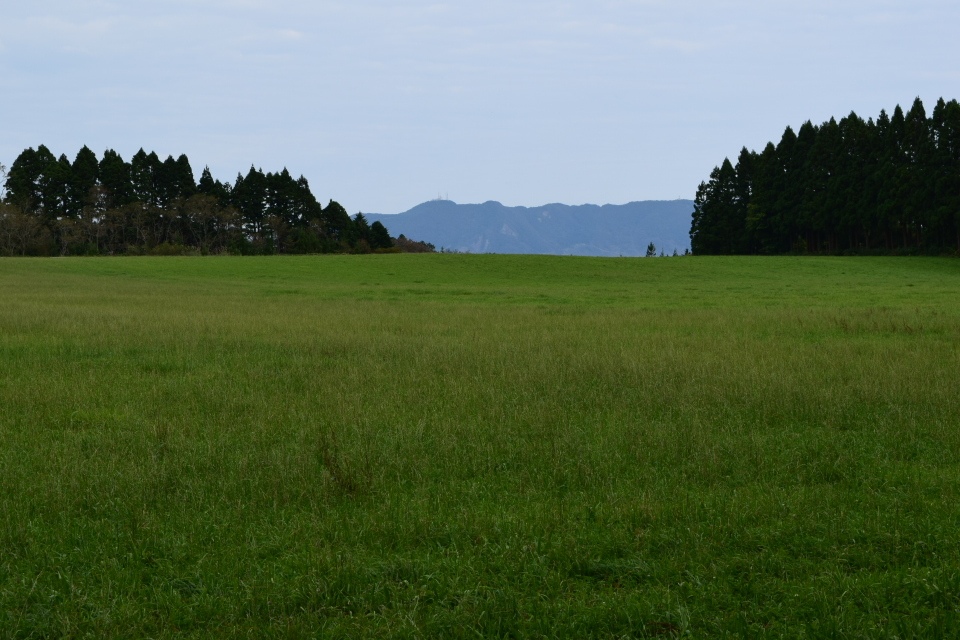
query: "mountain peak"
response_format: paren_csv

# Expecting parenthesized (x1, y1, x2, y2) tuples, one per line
(367, 200, 693, 256)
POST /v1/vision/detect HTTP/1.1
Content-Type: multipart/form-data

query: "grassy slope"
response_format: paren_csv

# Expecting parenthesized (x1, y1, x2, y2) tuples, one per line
(1, 255, 959, 638)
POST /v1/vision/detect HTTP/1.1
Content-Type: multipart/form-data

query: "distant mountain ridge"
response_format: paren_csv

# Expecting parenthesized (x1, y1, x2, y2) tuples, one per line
(366, 199, 694, 257)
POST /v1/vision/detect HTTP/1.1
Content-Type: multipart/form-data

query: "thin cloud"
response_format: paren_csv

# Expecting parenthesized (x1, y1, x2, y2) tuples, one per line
(10, 15, 120, 45)
(277, 29, 305, 40)
(647, 37, 708, 54)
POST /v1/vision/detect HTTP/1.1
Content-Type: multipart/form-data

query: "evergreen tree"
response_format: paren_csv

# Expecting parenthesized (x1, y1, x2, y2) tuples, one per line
(99, 150, 134, 206)
(198, 166, 230, 202)
(745, 142, 780, 253)
(937, 100, 960, 250)
(5, 145, 56, 212)
(353, 212, 372, 246)
(292, 176, 322, 222)
(885, 106, 908, 248)
(768, 126, 799, 251)
(198, 166, 216, 196)
(40, 154, 74, 218)
(690, 158, 739, 254)
(232, 166, 268, 234)
(733, 147, 755, 251)
(156, 156, 179, 206)
(172, 154, 197, 203)
(369, 220, 393, 249)
(69, 146, 100, 217)
(902, 98, 934, 248)
(785, 121, 818, 250)
(808, 117, 846, 251)
(322, 200, 355, 245)
(265, 168, 301, 227)
(131, 149, 161, 205)
(836, 112, 871, 249)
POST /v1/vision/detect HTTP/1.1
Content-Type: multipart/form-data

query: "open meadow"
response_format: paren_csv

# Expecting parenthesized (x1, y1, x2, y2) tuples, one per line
(1, 255, 960, 638)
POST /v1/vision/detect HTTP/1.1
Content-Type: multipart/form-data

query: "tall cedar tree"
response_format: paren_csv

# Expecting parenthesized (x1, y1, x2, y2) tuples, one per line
(99, 150, 134, 207)
(369, 220, 393, 249)
(70, 146, 100, 217)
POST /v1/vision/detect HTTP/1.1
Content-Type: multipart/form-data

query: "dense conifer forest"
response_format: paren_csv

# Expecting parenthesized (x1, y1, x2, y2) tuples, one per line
(691, 97, 960, 255)
(0, 146, 424, 256)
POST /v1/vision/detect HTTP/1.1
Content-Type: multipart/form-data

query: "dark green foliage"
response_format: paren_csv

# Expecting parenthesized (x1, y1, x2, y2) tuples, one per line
(369, 220, 393, 249)
(130, 149, 161, 206)
(70, 146, 100, 217)
(353, 212, 372, 251)
(41, 154, 74, 218)
(691, 158, 741, 254)
(153, 154, 196, 207)
(198, 165, 216, 195)
(5, 145, 56, 211)
(99, 149, 134, 207)
(263, 168, 320, 228)
(197, 166, 231, 203)
(172, 154, 197, 202)
(291, 175, 322, 222)
(321, 200, 355, 247)
(231, 166, 267, 235)
(2, 146, 398, 256)
(693, 97, 960, 254)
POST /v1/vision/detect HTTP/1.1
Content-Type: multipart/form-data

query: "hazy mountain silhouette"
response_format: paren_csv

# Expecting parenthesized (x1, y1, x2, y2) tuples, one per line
(366, 200, 693, 256)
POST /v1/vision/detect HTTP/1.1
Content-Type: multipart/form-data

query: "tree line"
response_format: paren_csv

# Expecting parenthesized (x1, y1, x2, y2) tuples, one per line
(691, 97, 960, 255)
(0, 146, 433, 256)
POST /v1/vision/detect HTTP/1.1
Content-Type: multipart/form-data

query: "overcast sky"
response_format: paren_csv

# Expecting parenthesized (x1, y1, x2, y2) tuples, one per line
(2, 1, 958, 213)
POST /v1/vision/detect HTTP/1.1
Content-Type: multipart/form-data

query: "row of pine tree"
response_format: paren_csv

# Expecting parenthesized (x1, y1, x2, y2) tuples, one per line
(1, 146, 397, 256)
(691, 97, 960, 255)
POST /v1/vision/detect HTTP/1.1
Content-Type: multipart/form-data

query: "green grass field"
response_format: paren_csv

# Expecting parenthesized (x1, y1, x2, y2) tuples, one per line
(1, 255, 959, 638)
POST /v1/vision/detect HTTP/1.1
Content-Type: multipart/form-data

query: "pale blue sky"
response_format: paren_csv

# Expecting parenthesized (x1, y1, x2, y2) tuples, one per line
(2, 1, 957, 213)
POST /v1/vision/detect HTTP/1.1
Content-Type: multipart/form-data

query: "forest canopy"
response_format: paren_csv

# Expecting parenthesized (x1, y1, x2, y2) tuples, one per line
(0, 146, 402, 256)
(691, 97, 960, 255)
